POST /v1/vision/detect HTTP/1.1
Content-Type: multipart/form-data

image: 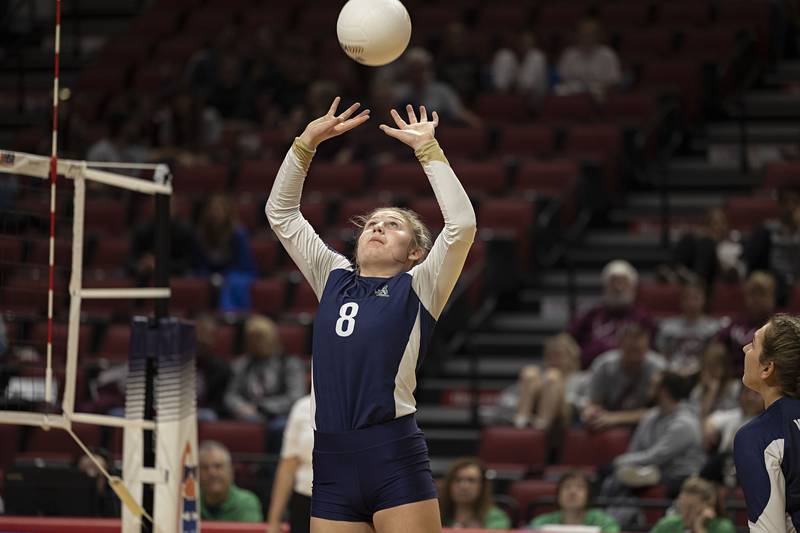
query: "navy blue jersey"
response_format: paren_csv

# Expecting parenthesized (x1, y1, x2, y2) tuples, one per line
(734, 396, 800, 532)
(267, 138, 476, 432)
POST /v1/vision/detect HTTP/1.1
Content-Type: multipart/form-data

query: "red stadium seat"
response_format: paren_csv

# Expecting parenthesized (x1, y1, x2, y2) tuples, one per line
(173, 164, 229, 194)
(538, 94, 598, 124)
(335, 198, 383, 229)
(717, 0, 772, 58)
(0, 237, 23, 275)
(81, 277, 135, 318)
(637, 282, 683, 318)
(640, 61, 703, 122)
(412, 6, 460, 36)
(240, 9, 293, 33)
(725, 196, 779, 231)
(604, 91, 659, 125)
(235, 196, 264, 232)
(305, 163, 365, 196)
(250, 278, 287, 318)
(251, 237, 280, 275)
(498, 125, 555, 158)
(564, 124, 621, 159)
(478, 5, 529, 33)
(479, 198, 536, 266)
(198, 421, 266, 455)
(76, 68, 126, 95)
(475, 94, 530, 124)
(508, 479, 558, 523)
(290, 279, 319, 315)
(27, 238, 72, 268)
(560, 427, 631, 466)
(0, 424, 19, 469)
(710, 281, 745, 317)
(183, 7, 237, 33)
(407, 198, 444, 233)
(592, 428, 633, 465)
(89, 238, 130, 271)
(98, 324, 131, 362)
(170, 277, 212, 316)
(536, 4, 589, 29)
(278, 322, 309, 356)
(215, 323, 236, 359)
(600, 2, 651, 30)
(84, 200, 127, 236)
(680, 28, 742, 60)
(478, 426, 547, 476)
(238, 159, 282, 195)
(451, 161, 507, 196)
(436, 128, 489, 159)
(654, 1, 711, 27)
(154, 35, 204, 63)
(25, 423, 101, 455)
(515, 160, 579, 196)
(1, 276, 66, 315)
(764, 162, 800, 191)
(374, 163, 430, 197)
(295, 6, 341, 32)
(300, 199, 330, 229)
(618, 29, 675, 61)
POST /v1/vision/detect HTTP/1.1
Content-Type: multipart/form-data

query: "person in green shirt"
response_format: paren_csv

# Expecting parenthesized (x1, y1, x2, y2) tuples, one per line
(199, 440, 263, 522)
(650, 476, 735, 533)
(440, 457, 512, 529)
(529, 469, 620, 532)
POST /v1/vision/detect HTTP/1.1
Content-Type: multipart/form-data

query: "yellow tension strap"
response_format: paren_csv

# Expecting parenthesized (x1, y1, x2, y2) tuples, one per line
(415, 140, 449, 166)
(292, 137, 315, 172)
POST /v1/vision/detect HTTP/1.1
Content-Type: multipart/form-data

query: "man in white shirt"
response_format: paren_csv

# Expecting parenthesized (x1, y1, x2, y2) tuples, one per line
(556, 19, 621, 99)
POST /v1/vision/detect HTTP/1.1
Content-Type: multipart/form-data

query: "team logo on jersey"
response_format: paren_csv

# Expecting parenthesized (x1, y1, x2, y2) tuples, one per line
(374, 285, 390, 297)
(0, 152, 15, 166)
(178, 441, 199, 533)
(794, 418, 800, 431)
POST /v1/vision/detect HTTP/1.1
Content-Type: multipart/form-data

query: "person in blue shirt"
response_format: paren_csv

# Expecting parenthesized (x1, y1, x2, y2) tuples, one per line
(734, 313, 800, 532)
(266, 97, 476, 533)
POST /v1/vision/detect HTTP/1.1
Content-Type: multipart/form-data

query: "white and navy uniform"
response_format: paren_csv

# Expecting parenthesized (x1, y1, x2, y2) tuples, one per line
(734, 396, 800, 532)
(266, 138, 476, 522)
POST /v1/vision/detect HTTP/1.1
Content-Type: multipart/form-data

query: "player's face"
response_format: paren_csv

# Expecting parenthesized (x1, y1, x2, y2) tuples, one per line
(742, 323, 768, 392)
(558, 476, 589, 512)
(357, 210, 421, 273)
(199, 449, 233, 500)
(449, 465, 483, 505)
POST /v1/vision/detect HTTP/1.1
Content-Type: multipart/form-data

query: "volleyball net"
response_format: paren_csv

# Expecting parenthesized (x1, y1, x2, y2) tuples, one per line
(0, 151, 199, 533)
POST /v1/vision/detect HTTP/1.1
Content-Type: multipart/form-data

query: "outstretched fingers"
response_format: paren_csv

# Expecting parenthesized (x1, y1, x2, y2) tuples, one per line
(337, 102, 362, 121)
(390, 108, 409, 129)
(419, 105, 428, 123)
(406, 104, 418, 124)
(431, 110, 439, 127)
(334, 109, 371, 133)
(327, 96, 341, 116)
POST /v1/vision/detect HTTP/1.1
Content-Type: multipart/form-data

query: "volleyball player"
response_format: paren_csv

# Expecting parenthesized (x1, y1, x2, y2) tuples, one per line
(266, 97, 476, 533)
(733, 314, 800, 532)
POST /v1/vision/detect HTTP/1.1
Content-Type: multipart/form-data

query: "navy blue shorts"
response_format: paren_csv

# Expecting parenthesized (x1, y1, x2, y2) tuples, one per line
(311, 414, 438, 522)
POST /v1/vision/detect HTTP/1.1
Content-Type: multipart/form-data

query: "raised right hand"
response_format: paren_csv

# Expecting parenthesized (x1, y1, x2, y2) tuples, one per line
(298, 96, 370, 150)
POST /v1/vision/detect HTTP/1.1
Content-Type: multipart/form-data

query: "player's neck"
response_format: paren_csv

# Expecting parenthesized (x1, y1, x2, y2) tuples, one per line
(359, 262, 407, 278)
(761, 387, 783, 409)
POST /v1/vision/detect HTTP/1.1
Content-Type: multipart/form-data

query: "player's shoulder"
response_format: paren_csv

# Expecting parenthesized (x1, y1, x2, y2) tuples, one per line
(735, 398, 791, 448)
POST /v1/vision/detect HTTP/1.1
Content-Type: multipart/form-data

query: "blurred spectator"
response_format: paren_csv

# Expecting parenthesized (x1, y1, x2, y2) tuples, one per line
(688, 345, 740, 422)
(529, 470, 620, 532)
(207, 54, 257, 121)
(128, 217, 198, 284)
(86, 114, 151, 167)
(271, 36, 316, 114)
(154, 86, 222, 154)
(555, 19, 621, 99)
(491, 30, 548, 100)
(285, 80, 350, 162)
(569, 259, 655, 368)
(498, 333, 588, 431)
(662, 208, 745, 287)
(199, 440, 263, 522)
(745, 186, 800, 306)
(224, 315, 306, 423)
(349, 77, 409, 164)
(195, 315, 232, 421)
(700, 386, 763, 487)
(75, 447, 120, 517)
(611, 372, 705, 497)
(267, 394, 313, 533)
(0, 315, 7, 358)
(81, 361, 127, 415)
(188, 26, 241, 97)
(581, 324, 666, 430)
(655, 281, 721, 376)
(394, 47, 483, 128)
(439, 457, 511, 529)
(710, 271, 777, 375)
(438, 21, 483, 104)
(194, 193, 257, 312)
(649, 476, 735, 533)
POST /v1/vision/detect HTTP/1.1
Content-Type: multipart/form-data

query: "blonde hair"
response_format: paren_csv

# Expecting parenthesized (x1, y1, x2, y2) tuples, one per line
(351, 207, 433, 268)
(544, 333, 581, 374)
(244, 315, 281, 356)
(680, 476, 718, 507)
(745, 271, 776, 294)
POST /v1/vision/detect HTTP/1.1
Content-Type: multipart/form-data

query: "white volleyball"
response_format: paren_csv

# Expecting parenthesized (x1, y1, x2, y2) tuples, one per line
(337, 0, 412, 67)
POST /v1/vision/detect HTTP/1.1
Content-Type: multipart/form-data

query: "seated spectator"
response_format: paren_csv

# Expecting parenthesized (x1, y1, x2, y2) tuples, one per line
(75, 447, 120, 518)
(500, 333, 588, 431)
(267, 394, 313, 533)
(529, 469, 620, 532)
(491, 30, 548, 100)
(650, 476, 735, 533)
(199, 440, 263, 522)
(438, 21, 483, 103)
(394, 47, 483, 128)
(206, 53, 257, 121)
(195, 315, 232, 421)
(439, 457, 511, 529)
(655, 281, 721, 376)
(555, 19, 621, 99)
(569, 259, 655, 368)
(154, 85, 222, 155)
(700, 386, 763, 487)
(661, 208, 744, 287)
(128, 216, 198, 284)
(193, 193, 257, 312)
(611, 372, 705, 497)
(745, 186, 800, 306)
(688, 345, 740, 422)
(86, 114, 151, 171)
(710, 271, 777, 375)
(581, 324, 666, 430)
(224, 315, 306, 425)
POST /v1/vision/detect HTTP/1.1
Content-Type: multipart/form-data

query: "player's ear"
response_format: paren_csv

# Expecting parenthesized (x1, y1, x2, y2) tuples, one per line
(408, 246, 423, 263)
(760, 360, 775, 381)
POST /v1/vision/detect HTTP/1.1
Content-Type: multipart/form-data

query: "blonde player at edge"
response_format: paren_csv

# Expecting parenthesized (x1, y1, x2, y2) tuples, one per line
(266, 97, 476, 533)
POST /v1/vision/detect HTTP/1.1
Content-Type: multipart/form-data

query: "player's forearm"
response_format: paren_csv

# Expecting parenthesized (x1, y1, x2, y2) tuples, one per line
(266, 138, 315, 230)
(267, 458, 300, 523)
(415, 140, 476, 243)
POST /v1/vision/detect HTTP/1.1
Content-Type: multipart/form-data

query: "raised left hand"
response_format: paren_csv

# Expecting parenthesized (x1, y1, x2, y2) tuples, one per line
(380, 104, 438, 151)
